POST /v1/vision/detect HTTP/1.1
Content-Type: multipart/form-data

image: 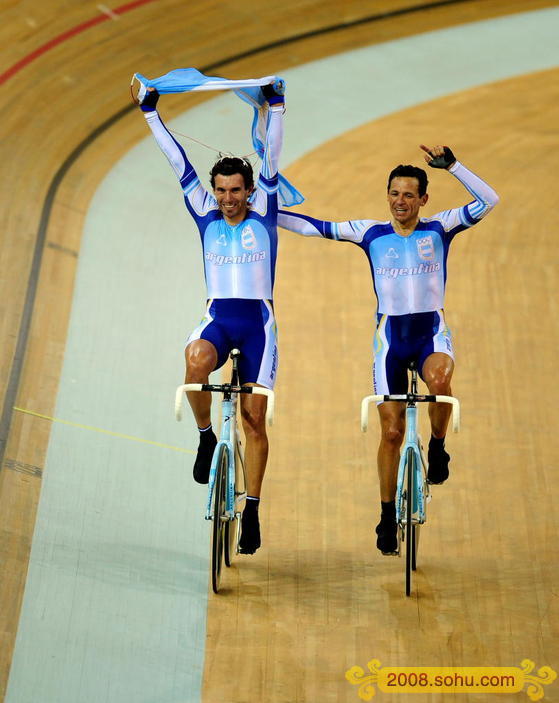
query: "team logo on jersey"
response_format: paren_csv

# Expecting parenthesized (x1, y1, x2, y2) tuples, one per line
(216, 233, 228, 247)
(385, 247, 399, 259)
(416, 235, 434, 260)
(241, 224, 257, 250)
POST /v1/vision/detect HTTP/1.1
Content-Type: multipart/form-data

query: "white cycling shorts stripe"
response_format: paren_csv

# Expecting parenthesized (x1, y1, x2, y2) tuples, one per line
(256, 300, 278, 389)
(372, 314, 389, 397)
(185, 302, 214, 346)
(432, 309, 455, 359)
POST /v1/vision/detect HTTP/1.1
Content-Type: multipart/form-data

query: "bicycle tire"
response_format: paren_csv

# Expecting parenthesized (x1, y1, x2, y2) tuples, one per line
(405, 446, 415, 596)
(225, 439, 247, 567)
(211, 445, 228, 593)
(224, 515, 236, 568)
(412, 525, 420, 571)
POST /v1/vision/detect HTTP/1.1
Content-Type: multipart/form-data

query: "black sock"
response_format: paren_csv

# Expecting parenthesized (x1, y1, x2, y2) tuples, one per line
(198, 424, 215, 442)
(239, 497, 261, 554)
(381, 500, 396, 520)
(192, 425, 216, 485)
(244, 496, 260, 512)
(429, 435, 445, 450)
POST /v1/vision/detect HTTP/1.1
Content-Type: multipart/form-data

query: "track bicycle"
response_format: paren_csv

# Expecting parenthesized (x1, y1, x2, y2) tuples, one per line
(175, 349, 274, 593)
(361, 362, 460, 596)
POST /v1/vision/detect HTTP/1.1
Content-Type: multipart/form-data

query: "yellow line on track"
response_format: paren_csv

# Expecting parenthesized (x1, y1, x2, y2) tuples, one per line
(13, 406, 196, 455)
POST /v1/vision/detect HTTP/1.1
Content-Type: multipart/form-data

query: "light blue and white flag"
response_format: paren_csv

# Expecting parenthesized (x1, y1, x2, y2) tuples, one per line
(133, 68, 304, 206)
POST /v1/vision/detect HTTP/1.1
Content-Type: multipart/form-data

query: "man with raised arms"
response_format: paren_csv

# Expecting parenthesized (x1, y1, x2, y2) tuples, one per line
(278, 145, 499, 554)
(139, 81, 285, 555)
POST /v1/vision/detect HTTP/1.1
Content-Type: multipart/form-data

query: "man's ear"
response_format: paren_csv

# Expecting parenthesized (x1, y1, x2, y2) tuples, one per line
(421, 193, 429, 206)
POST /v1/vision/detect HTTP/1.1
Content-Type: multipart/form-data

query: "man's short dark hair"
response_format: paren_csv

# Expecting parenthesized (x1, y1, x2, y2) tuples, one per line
(210, 157, 254, 190)
(387, 165, 428, 197)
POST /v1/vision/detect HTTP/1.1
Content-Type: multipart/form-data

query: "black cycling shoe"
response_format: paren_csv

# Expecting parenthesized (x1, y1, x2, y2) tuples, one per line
(193, 430, 217, 484)
(427, 441, 450, 485)
(375, 516, 398, 555)
(239, 504, 261, 555)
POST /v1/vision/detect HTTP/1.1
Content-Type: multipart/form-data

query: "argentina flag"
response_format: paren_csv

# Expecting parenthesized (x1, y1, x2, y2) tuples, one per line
(132, 68, 304, 206)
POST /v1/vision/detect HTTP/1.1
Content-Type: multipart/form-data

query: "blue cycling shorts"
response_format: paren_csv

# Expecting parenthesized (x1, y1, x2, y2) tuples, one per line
(372, 309, 454, 396)
(186, 298, 278, 389)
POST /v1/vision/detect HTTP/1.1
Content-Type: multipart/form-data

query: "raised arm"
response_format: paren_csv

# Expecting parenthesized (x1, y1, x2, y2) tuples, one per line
(139, 88, 214, 216)
(448, 161, 499, 221)
(421, 144, 499, 222)
(252, 81, 285, 208)
(140, 89, 195, 183)
(259, 104, 284, 181)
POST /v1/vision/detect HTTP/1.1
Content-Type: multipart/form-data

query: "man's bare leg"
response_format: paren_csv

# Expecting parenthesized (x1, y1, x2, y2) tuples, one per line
(375, 401, 406, 553)
(238, 388, 268, 554)
(422, 352, 454, 484)
(185, 339, 218, 484)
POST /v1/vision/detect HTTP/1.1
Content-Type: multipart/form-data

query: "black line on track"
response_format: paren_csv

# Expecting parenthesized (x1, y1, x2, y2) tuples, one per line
(0, 0, 474, 471)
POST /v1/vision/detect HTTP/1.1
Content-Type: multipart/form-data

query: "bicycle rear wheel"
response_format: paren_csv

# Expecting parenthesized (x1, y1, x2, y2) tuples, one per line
(211, 445, 228, 593)
(411, 525, 420, 571)
(223, 516, 236, 568)
(405, 447, 416, 596)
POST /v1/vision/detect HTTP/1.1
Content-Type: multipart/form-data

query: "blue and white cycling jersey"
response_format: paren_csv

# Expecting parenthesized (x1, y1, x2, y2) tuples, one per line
(144, 105, 283, 300)
(277, 161, 499, 316)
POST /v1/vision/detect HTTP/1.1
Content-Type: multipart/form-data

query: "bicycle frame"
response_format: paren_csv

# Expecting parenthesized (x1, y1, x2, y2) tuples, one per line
(361, 371, 460, 587)
(205, 392, 242, 521)
(175, 351, 274, 592)
(396, 402, 428, 526)
(174, 353, 274, 525)
(362, 385, 459, 515)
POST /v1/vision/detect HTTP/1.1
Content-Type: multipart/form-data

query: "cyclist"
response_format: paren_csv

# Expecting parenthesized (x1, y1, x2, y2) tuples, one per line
(278, 145, 499, 554)
(138, 82, 285, 554)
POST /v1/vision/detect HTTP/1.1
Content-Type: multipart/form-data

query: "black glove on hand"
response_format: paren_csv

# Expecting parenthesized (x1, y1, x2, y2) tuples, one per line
(427, 146, 455, 169)
(262, 79, 285, 105)
(140, 87, 160, 112)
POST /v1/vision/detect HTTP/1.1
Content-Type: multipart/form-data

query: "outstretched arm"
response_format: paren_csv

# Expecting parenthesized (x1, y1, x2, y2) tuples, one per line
(278, 210, 374, 243)
(421, 144, 499, 221)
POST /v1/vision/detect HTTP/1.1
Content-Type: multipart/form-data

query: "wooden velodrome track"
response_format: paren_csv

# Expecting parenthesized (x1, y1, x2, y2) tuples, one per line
(1, 1, 558, 701)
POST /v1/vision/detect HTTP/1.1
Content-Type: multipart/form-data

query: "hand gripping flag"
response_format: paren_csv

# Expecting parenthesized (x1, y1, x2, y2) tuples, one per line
(132, 68, 303, 207)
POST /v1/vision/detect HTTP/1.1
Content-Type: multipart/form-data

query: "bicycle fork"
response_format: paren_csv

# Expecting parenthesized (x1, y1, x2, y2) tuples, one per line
(396, 405, 427, 526)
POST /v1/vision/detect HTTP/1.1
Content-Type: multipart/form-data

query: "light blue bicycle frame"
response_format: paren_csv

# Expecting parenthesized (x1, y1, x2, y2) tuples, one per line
(395, 403, 428, 526)
(361, 381, 458, 534)
(205, 393, 244, 522)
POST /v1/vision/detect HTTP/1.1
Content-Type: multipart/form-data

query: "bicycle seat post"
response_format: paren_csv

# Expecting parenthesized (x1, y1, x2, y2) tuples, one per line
(408, 361, 419, 398)
(230, 348, 241, 388)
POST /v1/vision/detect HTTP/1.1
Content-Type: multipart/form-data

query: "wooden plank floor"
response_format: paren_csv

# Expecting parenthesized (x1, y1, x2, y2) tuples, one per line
(211, 66, 559, 702)
(1, 1, 558, 701)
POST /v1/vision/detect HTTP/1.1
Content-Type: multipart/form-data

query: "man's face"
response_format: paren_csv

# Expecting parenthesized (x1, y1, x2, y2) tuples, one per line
(213, 173, 253, 223)
(387, 176, 428, 229)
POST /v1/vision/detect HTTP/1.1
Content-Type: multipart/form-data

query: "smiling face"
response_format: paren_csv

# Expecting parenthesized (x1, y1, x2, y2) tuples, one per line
(387, 176, 429, 231)
(213, 173, 253, 224)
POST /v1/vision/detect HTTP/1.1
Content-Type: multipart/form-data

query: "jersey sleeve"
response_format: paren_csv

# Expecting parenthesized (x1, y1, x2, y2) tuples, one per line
(143, 110, 216, 217)
(277, 210, 376, 244)
(251, 105, 283, 215)
(432, 160, 499, 235)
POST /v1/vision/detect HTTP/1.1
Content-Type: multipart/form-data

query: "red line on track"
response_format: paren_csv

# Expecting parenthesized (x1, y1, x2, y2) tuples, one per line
(0, 0, 158, 85)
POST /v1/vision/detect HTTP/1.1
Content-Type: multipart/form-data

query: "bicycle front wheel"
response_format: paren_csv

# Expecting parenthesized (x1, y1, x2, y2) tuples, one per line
(211, 445, 228, 593)
(405, 447, 416, 596)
